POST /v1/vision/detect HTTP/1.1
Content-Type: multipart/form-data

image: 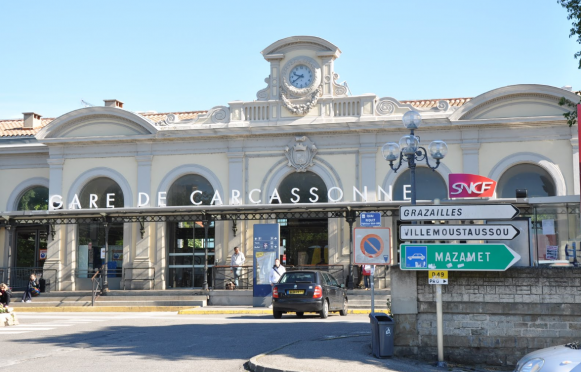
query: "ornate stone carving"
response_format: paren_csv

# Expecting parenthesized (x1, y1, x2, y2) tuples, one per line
(256, 76, 270, 101)
(281, 85, 322, 115)
(284, 136, 317, 172)
(155, 113, 181, 126)
(192, 106, 231, 125)
(332, 73, 348, 97)
(376, 99, 396, 115)
(280, 56, 322, 98)
(437, 100, 450, 112)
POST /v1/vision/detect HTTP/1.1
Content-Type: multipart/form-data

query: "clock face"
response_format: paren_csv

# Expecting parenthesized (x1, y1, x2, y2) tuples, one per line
(289, 65, 313, 89)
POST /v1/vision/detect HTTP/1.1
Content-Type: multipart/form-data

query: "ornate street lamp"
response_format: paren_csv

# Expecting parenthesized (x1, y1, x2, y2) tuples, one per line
(381, 110, 448, 206)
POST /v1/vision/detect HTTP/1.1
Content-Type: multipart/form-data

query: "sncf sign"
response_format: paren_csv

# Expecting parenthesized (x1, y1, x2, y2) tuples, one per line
(448, 174, 496, 198)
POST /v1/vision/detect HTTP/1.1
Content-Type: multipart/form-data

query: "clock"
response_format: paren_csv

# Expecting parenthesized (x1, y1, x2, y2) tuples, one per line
(289, 65, 313, 89)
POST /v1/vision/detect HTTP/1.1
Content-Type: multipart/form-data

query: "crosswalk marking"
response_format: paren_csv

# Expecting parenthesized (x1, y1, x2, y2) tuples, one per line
(0, 314, 112, 336)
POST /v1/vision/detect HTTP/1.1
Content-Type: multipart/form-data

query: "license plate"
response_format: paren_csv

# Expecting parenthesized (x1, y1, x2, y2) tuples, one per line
(288, 290, 304, 294)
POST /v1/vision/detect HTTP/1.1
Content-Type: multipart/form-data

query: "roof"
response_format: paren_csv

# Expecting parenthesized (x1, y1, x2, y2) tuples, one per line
(0, 97, 475, 138)
(0, 111, 206, 138)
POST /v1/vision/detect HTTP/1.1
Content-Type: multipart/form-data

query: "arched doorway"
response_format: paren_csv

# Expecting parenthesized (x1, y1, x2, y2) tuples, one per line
(497, 164, 556, 198)
(275, 171, 328, 266)
(76, 177, 124, 279)
(14, 186, 49, 270)
(167, 174, 215, 288)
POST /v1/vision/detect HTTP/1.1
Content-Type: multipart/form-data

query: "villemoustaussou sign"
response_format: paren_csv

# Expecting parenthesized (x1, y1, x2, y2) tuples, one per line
(399, 224, 520, 241)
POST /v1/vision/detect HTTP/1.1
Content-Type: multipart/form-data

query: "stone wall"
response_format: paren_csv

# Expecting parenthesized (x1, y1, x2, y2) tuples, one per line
(392, 267, 581, 368)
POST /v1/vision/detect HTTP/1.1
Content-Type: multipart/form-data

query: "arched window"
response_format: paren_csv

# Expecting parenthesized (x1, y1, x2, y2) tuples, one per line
(17, 186, 49, 211)
(167, 174, 215, 206)
(393, 168, 447, 201)
(77, 177, 124, 280)
(276, 171, 328, 266)
(497, 164, 556, 198)
(276, 171, 328, 204)
(79, 177, 124, 208)
(167, 174, 216, 288)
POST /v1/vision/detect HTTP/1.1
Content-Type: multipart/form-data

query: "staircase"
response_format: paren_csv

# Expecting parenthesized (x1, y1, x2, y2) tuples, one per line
(346, 289, 391, 311)
(10, 290, 208, 309)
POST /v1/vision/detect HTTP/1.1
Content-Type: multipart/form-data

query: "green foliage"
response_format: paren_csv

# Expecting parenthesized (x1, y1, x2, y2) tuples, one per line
(559, 0, 581, 69)
(17, 187, 48, 211)
(558, 96, 580, 126)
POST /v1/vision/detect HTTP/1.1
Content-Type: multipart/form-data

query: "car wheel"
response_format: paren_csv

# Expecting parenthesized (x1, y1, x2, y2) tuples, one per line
(319, 300, 329, 319)
(273, 311, 282, 319)
(339, 298, 348, 316)
(296, 312, 304, 318)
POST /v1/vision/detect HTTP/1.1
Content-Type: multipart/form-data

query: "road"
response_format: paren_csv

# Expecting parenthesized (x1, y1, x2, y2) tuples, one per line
(0, 312, 370, 372)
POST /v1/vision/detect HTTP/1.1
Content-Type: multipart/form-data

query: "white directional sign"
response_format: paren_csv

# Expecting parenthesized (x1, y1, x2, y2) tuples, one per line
(399, 204, 519, 221)
(353, 227, 391, 265)
(400, 224, 520, 241)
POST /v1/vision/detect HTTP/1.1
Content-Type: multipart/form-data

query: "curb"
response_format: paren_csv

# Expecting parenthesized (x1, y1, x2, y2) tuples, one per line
(12, 306, 196, 313)
(247, 340, 302, 372)
(178, 309, 384, 315)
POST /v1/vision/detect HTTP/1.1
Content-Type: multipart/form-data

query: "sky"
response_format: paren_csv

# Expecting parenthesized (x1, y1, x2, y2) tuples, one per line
(0, 0, 579, 119)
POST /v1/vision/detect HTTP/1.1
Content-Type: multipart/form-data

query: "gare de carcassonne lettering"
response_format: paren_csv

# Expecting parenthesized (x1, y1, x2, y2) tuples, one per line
(48, 185, 396, 210)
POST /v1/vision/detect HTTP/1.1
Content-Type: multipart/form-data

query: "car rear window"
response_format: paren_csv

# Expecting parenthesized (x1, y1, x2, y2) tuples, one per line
(280, 272, 316, 284)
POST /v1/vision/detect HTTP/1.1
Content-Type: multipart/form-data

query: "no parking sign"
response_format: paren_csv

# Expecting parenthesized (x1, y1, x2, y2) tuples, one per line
(353, 227, 391, 265)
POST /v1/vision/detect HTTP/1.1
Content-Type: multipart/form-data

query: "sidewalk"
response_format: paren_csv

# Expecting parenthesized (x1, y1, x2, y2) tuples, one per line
(247, 334, 500, 372)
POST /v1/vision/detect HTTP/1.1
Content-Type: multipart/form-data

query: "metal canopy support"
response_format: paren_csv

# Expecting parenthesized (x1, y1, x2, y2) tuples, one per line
(346, 209, 356, 289)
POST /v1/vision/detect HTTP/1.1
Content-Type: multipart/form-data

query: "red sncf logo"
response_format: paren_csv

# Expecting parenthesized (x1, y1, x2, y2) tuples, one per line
(448, 174, 496, 198)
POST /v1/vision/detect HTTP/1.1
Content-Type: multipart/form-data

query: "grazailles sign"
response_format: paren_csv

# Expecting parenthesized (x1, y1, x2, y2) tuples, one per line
(448, 174, 496, 198)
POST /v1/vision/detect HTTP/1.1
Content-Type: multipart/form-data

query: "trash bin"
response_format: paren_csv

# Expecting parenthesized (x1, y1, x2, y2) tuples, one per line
(39, 278, 46, 293)
(369, 312, 395, 358)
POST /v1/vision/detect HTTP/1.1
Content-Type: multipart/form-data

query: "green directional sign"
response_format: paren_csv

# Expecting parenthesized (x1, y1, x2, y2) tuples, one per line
(400, 244, 521, 271)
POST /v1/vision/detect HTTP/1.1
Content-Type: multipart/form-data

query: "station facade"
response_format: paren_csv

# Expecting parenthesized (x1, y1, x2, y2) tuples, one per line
(0, 36, 579, 291)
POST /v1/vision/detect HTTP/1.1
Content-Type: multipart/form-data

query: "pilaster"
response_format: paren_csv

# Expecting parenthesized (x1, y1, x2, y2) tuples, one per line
(571, 136, 579, 194)
(359, 134, 377, 201)
(461, 129, 480, 174)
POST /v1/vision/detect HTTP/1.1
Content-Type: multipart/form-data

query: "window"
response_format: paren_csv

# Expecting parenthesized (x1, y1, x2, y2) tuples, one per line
(392, 168, 447, 201)
(77, 178, 124, 278)
(167, 174, 214, 206)
(280, 272, 316, 284)
(497, 164, 556, 198)
(276, 171, 328, 203)
(17, 186, 48, 211)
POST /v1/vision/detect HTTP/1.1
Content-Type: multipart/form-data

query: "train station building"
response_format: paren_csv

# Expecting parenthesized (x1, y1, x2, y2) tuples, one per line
(0, 35, 579, 294)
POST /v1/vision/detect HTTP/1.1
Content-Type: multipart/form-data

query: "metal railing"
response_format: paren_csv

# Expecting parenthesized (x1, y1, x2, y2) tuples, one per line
(75, 268, 122, 279)
(122, 267, 156, 290)
(211, 265, 254, 289)
(91, 269, 102, 306)
(0, 267, 57, 292)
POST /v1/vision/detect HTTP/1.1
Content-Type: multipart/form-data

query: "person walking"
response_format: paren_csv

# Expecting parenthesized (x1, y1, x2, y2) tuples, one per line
(230, 246, 245, 288)
(269, 258, 286, 285)
(0, 283, 10, 307)
(21, 274, 38, 303)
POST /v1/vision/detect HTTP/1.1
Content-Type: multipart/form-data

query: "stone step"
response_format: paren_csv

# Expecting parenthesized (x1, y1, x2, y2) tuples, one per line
(11, 300, 205, 307)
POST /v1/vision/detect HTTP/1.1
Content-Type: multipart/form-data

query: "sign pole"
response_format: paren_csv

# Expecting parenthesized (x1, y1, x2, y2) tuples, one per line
(436, 284, 445, 367)
(370, 265, 375, 313)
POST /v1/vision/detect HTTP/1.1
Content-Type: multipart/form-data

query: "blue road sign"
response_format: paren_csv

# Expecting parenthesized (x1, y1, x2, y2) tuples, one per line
(360, 212, 381, 227)
(405, 245, 427, 268)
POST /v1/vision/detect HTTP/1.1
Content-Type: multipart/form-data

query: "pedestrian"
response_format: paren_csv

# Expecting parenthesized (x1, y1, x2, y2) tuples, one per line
(362, 265, 371, 290)
(230, 246, 245, 288)
(0, 283, 10, 307)
(21, 274, 38, 303)
(269, 258, 286, 286)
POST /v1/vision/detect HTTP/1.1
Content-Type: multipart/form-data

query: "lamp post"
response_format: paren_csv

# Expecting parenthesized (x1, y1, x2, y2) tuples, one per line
(381, 110, 448, 205)
(381, 110, 448, 368)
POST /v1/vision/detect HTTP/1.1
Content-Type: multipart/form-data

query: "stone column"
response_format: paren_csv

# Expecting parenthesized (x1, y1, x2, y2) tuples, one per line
(227, 145, 244, 264)
(391, 267, 420, 357)
(461, 129, 480, 174)
(127, 154, 154, 289)
(45, 157, 65, 290)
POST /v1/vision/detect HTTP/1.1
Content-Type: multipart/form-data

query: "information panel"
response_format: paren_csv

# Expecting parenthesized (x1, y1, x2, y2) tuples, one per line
(253, 224, 280, 307)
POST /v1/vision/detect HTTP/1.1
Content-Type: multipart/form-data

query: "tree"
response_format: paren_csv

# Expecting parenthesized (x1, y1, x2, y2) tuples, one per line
(558, 0, 581, 126)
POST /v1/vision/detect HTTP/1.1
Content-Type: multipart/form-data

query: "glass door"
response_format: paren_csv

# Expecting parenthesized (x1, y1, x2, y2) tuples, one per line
(15, 228, 47, 268)
(168, 222, 215, 288)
